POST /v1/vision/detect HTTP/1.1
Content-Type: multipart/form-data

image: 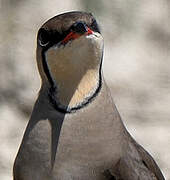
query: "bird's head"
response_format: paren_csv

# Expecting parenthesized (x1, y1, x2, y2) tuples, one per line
(36, 11, 104, 113)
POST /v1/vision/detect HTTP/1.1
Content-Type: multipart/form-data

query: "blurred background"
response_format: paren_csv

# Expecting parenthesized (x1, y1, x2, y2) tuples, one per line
(0, 0, 170, 179)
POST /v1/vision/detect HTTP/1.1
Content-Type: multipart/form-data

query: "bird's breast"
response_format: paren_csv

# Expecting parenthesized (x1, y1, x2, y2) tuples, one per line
(51, 84, 125, 179)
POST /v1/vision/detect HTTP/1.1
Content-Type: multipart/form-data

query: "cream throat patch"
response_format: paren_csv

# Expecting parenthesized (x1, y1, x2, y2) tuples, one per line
(44, 33, 103, 112)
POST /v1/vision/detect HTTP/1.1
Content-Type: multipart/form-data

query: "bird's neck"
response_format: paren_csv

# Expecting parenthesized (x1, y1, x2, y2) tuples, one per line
(55, 69, 100, 107)
(44, 60, 102, 113)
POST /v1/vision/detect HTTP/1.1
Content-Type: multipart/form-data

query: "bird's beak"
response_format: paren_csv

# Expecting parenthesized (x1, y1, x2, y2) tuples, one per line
(62, 27, 93, 45)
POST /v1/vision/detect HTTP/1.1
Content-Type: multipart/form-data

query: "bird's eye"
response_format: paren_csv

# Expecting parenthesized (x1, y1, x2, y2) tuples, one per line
(38, 28, 50, 47)
(71, 21, 88, 34)
(91, 20, 100, 33)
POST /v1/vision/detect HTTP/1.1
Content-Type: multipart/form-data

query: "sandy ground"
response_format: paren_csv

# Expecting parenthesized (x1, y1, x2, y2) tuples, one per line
(0, 0, 170, 179)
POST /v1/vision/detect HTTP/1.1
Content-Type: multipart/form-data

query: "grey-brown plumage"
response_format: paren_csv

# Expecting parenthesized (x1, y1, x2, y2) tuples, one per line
(13, 11, 165, 180)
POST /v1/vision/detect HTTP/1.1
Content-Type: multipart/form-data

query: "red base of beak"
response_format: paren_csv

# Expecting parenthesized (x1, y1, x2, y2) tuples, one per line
(62, 28, 93, 44)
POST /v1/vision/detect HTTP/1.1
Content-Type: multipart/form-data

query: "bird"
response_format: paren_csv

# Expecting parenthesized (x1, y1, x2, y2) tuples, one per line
(13, 11, 165, 180)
